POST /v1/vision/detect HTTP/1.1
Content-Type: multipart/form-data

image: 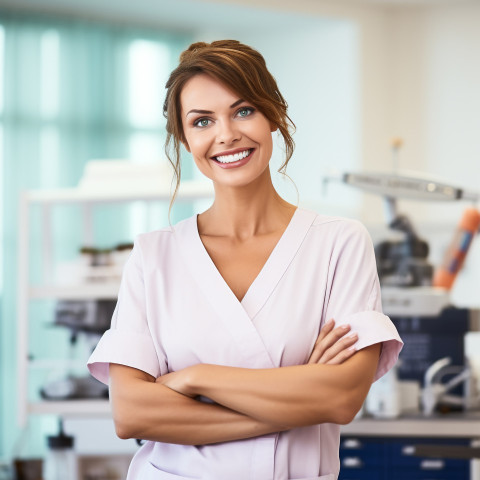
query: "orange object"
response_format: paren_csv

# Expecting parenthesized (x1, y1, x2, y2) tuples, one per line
(433, 207, 480, 289)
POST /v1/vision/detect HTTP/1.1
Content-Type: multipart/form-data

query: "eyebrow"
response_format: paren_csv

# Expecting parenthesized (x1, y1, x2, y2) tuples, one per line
(186, 98, 245, 117)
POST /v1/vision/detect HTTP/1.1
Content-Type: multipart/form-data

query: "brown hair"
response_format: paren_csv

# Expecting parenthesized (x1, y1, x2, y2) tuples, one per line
(163, 40, 296, 212)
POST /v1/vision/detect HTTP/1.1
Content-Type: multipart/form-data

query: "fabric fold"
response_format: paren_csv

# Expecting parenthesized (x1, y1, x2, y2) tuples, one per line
(334, 310, 403, 381)
(88, 328, 162, 384)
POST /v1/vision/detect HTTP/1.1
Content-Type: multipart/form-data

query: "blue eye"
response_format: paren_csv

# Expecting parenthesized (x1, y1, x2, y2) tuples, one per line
(194, 118, 211, 128)
(237, 107, 254, 118)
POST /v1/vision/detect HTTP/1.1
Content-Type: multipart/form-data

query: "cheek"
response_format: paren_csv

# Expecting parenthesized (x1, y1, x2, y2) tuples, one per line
(185, 131, 208, 156)
(261, 132, 274, 157)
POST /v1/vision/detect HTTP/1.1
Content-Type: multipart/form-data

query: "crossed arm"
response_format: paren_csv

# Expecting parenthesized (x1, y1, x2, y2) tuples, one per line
(109, 320, 381, 445)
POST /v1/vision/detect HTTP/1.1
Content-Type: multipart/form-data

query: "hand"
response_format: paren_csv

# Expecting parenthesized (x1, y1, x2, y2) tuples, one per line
(156, 367, 197, 398)
(307, 319, 358, 365)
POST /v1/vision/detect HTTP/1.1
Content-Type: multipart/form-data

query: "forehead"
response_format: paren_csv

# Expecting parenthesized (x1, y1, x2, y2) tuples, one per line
(180, 74, 240, 113)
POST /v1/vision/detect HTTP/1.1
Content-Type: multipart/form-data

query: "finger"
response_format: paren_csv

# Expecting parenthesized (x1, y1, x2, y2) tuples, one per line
(313, 324, 351, 359)
(307, 319, 335, 364)
(318, 332, 357, 363)
(318, 333, 358, 364)
(326, 345, 357, 365)
(308, 323, 351, 364)
(314, 319, 335, 346)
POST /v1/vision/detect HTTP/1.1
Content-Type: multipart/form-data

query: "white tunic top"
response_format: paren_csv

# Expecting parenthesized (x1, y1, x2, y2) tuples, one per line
(88, 208, 403, 480)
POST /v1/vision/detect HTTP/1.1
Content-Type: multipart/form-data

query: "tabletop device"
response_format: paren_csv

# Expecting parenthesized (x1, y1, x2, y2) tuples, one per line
(323, 150, 480, 418)
(39, 300, 115, 401)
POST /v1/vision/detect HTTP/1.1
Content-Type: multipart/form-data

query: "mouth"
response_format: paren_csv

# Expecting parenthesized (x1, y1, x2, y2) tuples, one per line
(211, 148, 254, 164)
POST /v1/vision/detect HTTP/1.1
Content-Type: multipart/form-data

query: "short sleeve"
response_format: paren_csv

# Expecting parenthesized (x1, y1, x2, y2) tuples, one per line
(323, 220, 403, 381)
(87, 238, 165, 384)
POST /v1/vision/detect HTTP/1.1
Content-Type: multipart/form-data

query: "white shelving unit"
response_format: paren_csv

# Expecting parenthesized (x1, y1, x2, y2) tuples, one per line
(17, 180, 214, 426)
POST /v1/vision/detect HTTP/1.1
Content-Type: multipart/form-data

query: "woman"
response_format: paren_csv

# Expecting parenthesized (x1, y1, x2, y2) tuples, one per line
(88, 40, 402, 480)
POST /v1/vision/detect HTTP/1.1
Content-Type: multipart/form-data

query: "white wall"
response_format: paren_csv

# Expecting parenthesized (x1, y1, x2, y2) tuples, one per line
(386, 4, 480, 306)
(387, 4, 480, 222)
(194, 19, 363, 215)
(203, 0, 480, 306)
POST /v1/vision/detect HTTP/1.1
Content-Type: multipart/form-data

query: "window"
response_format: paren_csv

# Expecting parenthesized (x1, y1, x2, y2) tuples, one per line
(0, 11, 191, 459)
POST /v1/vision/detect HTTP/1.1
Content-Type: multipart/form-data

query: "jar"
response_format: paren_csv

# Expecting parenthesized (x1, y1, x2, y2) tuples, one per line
(43, 423, 78, 480)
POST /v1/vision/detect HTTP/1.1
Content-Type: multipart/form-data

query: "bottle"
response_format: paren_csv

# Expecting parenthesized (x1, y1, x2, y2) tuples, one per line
(433, 207, 480, 290)
(43, 420, 78, 480)
(365, 365, 401, 418)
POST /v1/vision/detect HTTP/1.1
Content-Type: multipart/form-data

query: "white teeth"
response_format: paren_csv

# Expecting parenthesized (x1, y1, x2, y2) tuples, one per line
(215, 149, 251, 164)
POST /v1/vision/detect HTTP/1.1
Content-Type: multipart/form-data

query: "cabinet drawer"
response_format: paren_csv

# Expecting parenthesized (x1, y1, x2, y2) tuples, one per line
(389, 466, 469, 480)
(338, 467, 383, 480)
(340, 437, 386, 467)
(340, 454, 385, 470)
(389, 438, 470, 469)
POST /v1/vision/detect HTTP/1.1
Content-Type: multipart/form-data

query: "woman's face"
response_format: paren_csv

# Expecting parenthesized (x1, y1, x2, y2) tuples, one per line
(180, 73, 275, 188)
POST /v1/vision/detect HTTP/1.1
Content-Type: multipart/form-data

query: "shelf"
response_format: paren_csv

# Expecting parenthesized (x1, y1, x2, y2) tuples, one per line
(30, 283, 120, 300)
(341, 412, 480, 438)
(29, 359, 91, 369)
(27, 402, 480, 437)
(17, 181, 212, 427)
(28, 400, 111, 416)
(25, 180, 214, 204)
(381, 286, 451, 317)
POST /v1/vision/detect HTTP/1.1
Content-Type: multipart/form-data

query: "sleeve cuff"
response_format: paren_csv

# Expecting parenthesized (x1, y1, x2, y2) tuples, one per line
(335, 310, 403, 381)
(87, 328, 163, 384)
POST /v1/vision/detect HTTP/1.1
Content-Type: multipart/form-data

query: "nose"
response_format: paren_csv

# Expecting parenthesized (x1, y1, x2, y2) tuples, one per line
(216, 119, 241, 145)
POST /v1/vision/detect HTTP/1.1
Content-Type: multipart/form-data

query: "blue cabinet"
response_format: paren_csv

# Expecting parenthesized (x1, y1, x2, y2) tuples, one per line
(339, 437, 470, 480)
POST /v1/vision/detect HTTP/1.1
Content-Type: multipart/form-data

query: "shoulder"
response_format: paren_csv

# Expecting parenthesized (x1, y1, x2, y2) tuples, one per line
(136, 225, 174, 243)
(302, 210, 377, 271)
(307, 210, 371, 242)
(133, 214, 195, 257)
(297, 209, 375, 262)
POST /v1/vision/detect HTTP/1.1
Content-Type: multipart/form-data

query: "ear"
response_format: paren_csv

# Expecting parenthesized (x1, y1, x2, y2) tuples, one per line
(270, 122, 278, 133)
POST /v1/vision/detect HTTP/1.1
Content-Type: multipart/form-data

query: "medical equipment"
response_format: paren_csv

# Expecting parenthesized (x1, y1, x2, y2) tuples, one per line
(39, 300, 114, 401)
(434, 207, 480, 289)
(323, 142, 480, 315)
(421, 357, 480, 416)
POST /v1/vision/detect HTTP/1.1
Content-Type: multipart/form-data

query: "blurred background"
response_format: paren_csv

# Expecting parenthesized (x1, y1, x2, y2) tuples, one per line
(1, 0, 480, 479)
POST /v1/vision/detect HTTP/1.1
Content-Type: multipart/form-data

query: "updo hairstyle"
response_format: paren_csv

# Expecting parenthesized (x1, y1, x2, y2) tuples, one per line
(163, 40, 295, 208)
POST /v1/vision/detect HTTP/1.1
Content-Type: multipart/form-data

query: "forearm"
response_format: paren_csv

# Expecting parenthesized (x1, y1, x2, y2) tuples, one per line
(109, 364, 286, 445)
(188, 345, 381, 428)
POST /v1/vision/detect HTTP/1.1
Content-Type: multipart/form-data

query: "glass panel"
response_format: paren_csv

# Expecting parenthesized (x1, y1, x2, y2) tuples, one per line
(39, 125, 60, 188)
(0, 125, 3, 293)
(128, 39, 169, 129)
(0, 25, 4, 116)
(40, 29, 60, 120)
(129, 131, 164, 163)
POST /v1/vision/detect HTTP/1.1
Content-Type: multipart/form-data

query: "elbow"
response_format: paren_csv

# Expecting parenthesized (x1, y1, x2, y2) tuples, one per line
(112, 398, 142, 440)
(333, 404, 359, 425)
(113, 413, 136, 440)
(114, 422, 132, 440)
(332, 389, 367, 425)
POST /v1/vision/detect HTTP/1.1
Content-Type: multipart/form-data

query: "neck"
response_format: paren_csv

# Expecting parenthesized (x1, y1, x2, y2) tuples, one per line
(199, 169, 296, 240)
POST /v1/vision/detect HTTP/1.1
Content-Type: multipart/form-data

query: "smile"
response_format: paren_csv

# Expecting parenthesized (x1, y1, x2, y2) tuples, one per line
(213, 149, 253, 164)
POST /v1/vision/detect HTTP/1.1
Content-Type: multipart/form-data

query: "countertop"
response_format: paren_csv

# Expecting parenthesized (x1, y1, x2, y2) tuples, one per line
(341, 411, 480, 438)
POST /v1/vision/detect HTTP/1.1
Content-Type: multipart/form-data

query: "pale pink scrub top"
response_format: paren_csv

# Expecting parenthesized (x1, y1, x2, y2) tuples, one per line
(88, 208, 403, 480)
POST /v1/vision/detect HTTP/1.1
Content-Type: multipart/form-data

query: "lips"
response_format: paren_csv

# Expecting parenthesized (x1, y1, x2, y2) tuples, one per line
(211, 148, 254, 164)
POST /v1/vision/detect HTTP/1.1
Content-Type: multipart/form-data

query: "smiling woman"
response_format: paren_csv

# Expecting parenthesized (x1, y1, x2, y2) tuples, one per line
(87, 40, 403, 480)
(163, 40, 295, 211)
(180, 73, 275, 186)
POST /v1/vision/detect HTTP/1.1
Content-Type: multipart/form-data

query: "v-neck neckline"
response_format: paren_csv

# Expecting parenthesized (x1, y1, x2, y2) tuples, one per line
(186, 207, 317, 321)
(194, 208, 299, 305)
(174, 207, 317, 367)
